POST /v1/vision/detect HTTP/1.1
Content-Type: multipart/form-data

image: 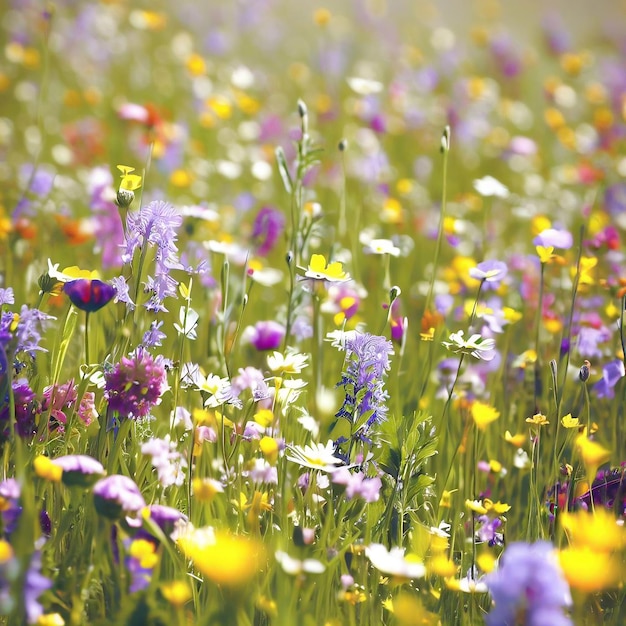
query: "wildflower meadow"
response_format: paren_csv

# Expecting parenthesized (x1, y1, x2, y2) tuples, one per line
(2, 0, 626, 624)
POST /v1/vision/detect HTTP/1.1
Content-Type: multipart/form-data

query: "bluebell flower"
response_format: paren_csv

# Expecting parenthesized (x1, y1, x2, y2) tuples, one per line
(485, 541, 572, 626)
(335, 332, 394, 429)
(111, 276, 135, 311)
(142, 320, 166, 348)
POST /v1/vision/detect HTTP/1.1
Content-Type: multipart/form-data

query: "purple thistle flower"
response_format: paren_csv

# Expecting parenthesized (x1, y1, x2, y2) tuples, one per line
(93, 475, 146, 523)
(485, 541, 572, 626)
(252, 206, 285, 256)
(335, 332, 394, 429)
(104, 348, 168, 420)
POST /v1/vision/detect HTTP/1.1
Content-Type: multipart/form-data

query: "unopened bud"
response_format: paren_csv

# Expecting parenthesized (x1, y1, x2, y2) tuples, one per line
(440, 125, 451, 153)
(579, 359, 590, 382)
(115, 188, 135, 209)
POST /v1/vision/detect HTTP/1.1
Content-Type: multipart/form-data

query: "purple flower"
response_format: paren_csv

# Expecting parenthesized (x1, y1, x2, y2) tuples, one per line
(89, 166, 125, 269)
(123, 200, 183, 312)
(141, 504, 188, 539)
(252, 206, 285, 256)
(335, 332, 394, 429)
(243, 320, 285, 351)
(13, 306, 54, 355)
(469, 260, 508, 288)
(142, 320, 166, 348)
(0, 290, 14, 307)
(332, 467, 382, 503)
(604, 183, 626, 215)
(485, 541, 572, 626)
(0, 379, 38, 440)
(24, 548, 52, 624)
(52, 455, 105, 488)
(476, 515, 503, 546)
(64, 279, 116, 313)
(594, 359, 625, 399)
(93, 475, 145, 523)
(533, 228, 574, 250)
(42, 380, 95, 428)
(104, 348, 167, 420)
(0, 479, 21, 535)
(111, 276, 135, 311)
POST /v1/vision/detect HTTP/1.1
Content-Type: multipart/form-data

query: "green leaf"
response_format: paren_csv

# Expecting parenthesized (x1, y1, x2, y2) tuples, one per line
(275, 146, 293, 193)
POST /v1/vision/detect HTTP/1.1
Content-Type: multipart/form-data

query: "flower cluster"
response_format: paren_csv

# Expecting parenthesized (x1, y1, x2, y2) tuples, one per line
(335, 332, 394, 430)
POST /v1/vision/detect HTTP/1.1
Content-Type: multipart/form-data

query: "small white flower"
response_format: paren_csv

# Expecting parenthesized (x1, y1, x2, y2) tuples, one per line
(365, 544, 426, 579)
(473, 176, 509, 198)
(248, 266, 283, 287)
(267, 350, 309, 374)
(174, 306, 199, 340)
(286, 440, 342, 472)
(275, 551, 326, 575)
(362, 238, 401, 257)
(442, 330, 496, 361)
(346, 76, 384, 95)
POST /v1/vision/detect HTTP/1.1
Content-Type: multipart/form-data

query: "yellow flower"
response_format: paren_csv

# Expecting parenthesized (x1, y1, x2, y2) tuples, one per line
(254, 409, 274, 427)
(439, 489, 456, 508)
(561, 509, 626, 552)
(526, 413, 549, 426)
(313, 7, 331, 26)
(192, 477, 224, 502)
(37, 614, 65, 626)
(477, 551, 496, 573)
(161, 581, 192, 607)
(471, 401, 500, 430)
(129, 539, 159, 569)
(465, 499, 488, 515)
(483, 500, 511, 516)
(33, 456, 63, 482)
(536, 245, 555, 264)
(578, 256, 598, 286)
(504, 431, 526, 448)
(559, 547, 620, 592)
(117, 164, 142, 191)
(259, 436, 279, 464)
(0, 540, 14, 563)
(428, 554, 457, 577)
(561, 413, 580, 428)
(304, 254, 350, 282)
(177, 528, 265, 586)
(575, 432, 610, 480)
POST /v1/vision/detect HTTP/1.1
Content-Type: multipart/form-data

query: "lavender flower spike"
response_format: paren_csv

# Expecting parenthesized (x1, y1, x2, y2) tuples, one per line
(335, 332, 394, 429)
